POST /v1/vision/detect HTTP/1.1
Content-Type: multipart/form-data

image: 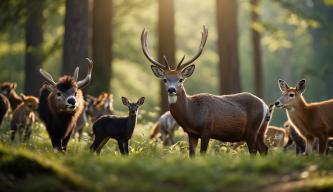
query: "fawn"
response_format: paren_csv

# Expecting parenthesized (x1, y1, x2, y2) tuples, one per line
(90, 97, 145, 155)
(11, 94, 39, 142)
(275, 79, 333, 154)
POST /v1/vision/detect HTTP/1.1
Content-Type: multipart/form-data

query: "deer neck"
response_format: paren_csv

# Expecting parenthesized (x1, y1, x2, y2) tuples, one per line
(126, 113, 137, 137)
(169, 87, 192, 128)
(286, 96, 309, 127)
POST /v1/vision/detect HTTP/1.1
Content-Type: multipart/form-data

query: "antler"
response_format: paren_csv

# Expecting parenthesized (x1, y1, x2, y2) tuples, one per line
(176, 26, 208, 70)
(73, 67, 79, 81)
(141, 29, 169, 70)
(39, 69, 57, 86)
(77, 58, 93, 89)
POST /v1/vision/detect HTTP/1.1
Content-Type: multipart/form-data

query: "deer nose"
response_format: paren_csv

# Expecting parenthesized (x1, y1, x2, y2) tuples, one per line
(275, 101, 280, 106)
(167, 87, 176, 95)
(67, 97, 76, 106)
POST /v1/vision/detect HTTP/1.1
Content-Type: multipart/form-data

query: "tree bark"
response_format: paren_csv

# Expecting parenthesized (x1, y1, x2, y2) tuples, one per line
(250, 0, 263, 98)
(158, 0, 175, 113)
(62, 0, 89, 80)
(89, 0, 112, 94)
(216, 0, 241, 94)
(24, 1, 44, 96)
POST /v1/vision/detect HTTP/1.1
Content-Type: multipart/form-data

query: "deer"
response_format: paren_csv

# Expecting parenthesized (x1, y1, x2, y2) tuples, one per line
(38, 58, 93, 151)
(90, 97, 145, 155)
(275, 79, 333, 154)
(0, 93, 10, 127)
(265, 126, 287, 148)
(11, 94, 39, 142)
(141, 26, 270, 156)
(0, 82, 22, 111)
(86, 92, 114, 123)
(150, 111, 180, 146)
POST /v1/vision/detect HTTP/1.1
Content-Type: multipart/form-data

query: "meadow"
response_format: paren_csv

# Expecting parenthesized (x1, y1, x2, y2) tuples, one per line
(0, 114, 333, 192)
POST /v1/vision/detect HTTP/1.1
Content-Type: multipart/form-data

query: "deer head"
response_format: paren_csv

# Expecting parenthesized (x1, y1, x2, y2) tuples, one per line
(141, 26, 208, 104)
(0, 82, 17, 97)
(20, 94, 39, 111)
(39, 58, 93, 112)
(275, 79, 306, 109)
(121, 96, 145, 116)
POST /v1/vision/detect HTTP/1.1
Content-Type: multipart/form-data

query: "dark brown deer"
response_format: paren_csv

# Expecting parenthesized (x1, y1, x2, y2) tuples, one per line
(0, 82, 22, 111)
(0, 93, 10, 127)
(275, 79, 333, 154)
(38, 58, 93, 151)
(11, 94, 39, 142)
(141, 26, 270, 156)
(90, 97, 145, 155)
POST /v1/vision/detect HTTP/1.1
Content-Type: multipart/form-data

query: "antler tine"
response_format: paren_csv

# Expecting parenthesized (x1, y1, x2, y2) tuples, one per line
(163, 55, 170, 69)
(141, 29, 167, 69)
(177, 26, 208, 70)
(176, 55, 186, 70)
(39, 69, 57, 86)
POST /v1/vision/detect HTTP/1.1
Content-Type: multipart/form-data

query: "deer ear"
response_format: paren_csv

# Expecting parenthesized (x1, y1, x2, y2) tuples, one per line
(137, 97, 145, 106)
(121, 96, 129, 106)
(151, 66, 165, 78)
(181, 64, 195, 78)
(296, 79, 306, 94)
(12, 83, 17, 90)
(20, 93, 27, 101)
(278, 79, 289, 93)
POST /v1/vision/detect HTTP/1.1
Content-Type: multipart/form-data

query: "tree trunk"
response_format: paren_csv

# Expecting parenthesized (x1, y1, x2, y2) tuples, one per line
(24, 2, 44, 96)
(158, 0, 175, 113)
(216, 0, 241, 94)
(250, 0, 263, 98)
(62, 0, 89, 80)
(89, 0, 112, 95)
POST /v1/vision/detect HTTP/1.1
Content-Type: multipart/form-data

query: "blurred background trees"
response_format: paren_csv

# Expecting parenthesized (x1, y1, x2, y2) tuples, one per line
(0, 0, 333, 124)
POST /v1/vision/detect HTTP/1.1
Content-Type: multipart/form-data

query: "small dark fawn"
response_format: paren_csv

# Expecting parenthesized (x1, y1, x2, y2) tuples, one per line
(90, 97, 145, 155)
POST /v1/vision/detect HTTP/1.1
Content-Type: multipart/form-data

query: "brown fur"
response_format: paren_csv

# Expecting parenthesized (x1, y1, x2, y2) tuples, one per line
(86, 92, 113, 122)
(11, 95, 39, 142)
(0, 93, 10, 127)
(0, 82, 22, 111)
(276, 79, 333, 154)
(265, 126, 287, 148)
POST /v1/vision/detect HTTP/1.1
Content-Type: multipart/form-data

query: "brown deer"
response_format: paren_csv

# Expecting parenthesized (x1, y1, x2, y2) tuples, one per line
(141, 26, 270, 156)
(11, 94, 39, 142)
(86, 92, 114, 122)
(38, 58, 93, 151)
(0, 93, 10, 127)
(0, 82, 22, 111)
(265, 126, 287, 148)
(275, 79, 333, 154)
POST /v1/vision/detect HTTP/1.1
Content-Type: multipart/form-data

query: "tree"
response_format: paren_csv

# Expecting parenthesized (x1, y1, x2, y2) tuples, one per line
(62, 0, 89, 79)
(158, 0, 175, 113)
(89, 0, 113, 95)
(24, 1, 44, 96)
(250, 0, 263, 98)
(216, 0, 241, 94)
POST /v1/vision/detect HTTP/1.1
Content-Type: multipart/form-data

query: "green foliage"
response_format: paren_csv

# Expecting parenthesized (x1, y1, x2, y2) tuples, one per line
(0, 116, 333, 191)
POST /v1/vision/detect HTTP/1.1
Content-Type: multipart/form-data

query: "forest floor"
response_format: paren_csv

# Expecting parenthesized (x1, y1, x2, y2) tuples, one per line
(0, 118, 332, 192)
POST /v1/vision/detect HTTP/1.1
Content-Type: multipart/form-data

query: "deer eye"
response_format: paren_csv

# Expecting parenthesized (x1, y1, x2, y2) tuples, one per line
(56, 92, 62, 97)
(289, 93, 295, 97)
(179, 79, 183, 83)
(163, 79, 167, 83)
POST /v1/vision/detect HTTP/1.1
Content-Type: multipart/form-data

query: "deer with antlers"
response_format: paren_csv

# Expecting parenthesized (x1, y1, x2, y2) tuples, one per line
(38, 58, 93, 151)
(141, 26, 270, 156)
(275, 79, 333, 154)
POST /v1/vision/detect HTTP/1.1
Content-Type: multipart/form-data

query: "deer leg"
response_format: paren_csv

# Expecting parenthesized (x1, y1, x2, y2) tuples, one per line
(246, 134, 258, 155)
(24, 124, 32, 142)
(318, 136, 328, 155)
(123, 141, 129, 155)
(305, 136, 315, 155)
(90, 135, 104, 152)
(10, 125, 17, 142)
(117, 140, 126, 155)
(96, 138, 109, 155)
(188, 134, 199, 157)
(18, 125, 24, 143)
(61, 132, 73, 151)
(50, 137, 62, 151)
(200, 132, 210, 155)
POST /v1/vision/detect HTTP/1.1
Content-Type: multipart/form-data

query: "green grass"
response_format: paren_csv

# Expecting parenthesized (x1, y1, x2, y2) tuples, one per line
(0, 117, 332, 192)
